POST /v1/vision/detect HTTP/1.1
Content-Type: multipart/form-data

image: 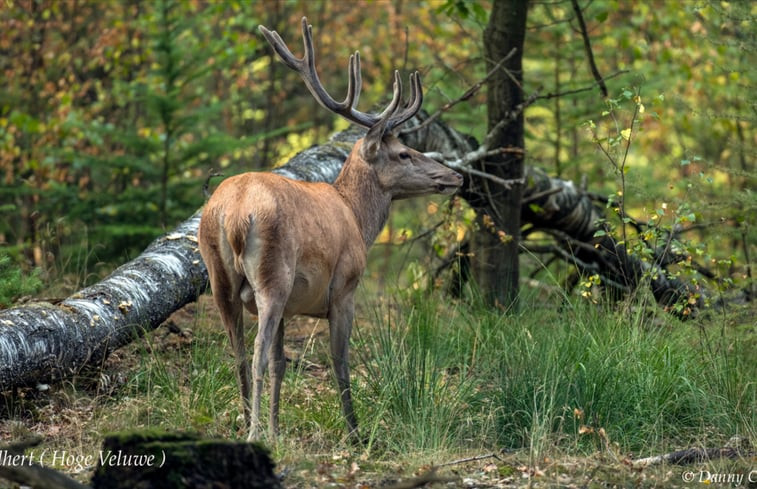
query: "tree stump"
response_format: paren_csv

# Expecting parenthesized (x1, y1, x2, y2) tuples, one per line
(90, 430, 281, 489)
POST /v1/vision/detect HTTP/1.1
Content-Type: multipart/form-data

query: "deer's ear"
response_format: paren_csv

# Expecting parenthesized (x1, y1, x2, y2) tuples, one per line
(360, 122, 386, 161)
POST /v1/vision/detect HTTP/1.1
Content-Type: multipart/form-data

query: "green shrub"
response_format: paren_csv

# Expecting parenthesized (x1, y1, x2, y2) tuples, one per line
(0, 251, 42, 308)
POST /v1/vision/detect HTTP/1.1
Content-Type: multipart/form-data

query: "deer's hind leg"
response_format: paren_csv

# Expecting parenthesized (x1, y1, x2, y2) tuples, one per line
(240, 236, 294, 441)
(205, 259, 251, 432)
(245, 285, 288, 441)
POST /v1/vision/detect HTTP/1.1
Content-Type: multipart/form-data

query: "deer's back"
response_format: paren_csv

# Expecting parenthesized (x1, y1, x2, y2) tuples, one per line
(200, 172, 367, 317)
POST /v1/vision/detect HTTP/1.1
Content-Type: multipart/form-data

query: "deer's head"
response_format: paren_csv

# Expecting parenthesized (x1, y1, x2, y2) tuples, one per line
(259, 18, 463, 201)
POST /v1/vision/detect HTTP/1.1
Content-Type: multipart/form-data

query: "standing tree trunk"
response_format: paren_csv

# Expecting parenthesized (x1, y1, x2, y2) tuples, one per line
(468, 0, 528, 310)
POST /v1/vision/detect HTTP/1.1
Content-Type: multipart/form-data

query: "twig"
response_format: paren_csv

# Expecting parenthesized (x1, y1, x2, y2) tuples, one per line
(532, 70, 628, 101)
(373, 220, 444, 246)
(481, 88, 541, 144)
(403, 48, 518, 135)
(482, 117, 512, 150)
(438, 452, 502, 467)
(523, 241, 631, 292)
(616, 87, 641, 248)
(541, 228, 627, 279)
(425, 150, 525, 189)
(522, 186, 563, 205)
(570, 0, 608, 97)
(586, 191, 645, 233)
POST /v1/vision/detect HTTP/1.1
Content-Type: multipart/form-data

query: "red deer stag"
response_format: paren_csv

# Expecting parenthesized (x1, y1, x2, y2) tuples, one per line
(198, 17, 463, 441)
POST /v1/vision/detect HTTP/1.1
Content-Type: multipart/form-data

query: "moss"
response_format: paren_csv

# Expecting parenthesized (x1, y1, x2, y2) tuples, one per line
(91, 430, 279, 489)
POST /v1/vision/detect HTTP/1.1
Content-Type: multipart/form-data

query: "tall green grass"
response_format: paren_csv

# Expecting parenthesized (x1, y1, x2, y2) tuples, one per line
(357, 295, 481, 453)
(354, 290, 755, 457)
(116, 319, 239, 436)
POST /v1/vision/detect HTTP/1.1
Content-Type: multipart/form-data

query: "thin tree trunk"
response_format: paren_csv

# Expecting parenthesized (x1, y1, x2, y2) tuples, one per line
(468, 0, 528, 311)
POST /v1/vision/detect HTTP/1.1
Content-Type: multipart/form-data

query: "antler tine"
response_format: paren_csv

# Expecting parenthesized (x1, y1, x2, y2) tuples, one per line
(258, 25, 301, 71)
(349, 53, 362, 109)
(371, 71, 402, 123)
(299, 18, 348, 112)
(386, 71, 423, 132)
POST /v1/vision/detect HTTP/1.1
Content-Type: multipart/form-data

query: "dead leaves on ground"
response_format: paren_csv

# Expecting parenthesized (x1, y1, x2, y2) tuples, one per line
(280, 448, 747, 488)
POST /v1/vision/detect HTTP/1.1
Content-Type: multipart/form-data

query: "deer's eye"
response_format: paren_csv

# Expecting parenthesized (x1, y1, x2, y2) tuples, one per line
(399, 151, 411, 160)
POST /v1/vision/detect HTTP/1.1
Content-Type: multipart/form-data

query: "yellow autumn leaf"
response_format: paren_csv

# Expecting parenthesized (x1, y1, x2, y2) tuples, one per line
(620, 128, 632, 140)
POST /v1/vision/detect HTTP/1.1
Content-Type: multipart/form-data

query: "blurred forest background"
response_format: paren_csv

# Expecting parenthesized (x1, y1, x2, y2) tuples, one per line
(0, 2, 754, 484)
(0, 0, 754, 308)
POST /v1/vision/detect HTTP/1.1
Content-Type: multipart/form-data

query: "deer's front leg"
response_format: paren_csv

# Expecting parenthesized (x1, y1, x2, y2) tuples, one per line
(328, 293, 359, 439)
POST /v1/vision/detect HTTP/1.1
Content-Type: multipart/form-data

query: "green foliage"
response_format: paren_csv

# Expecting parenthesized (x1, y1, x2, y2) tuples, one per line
(352, 291, 754, 456)
(0, 0, 262, 269)
(437, 0, 488, 23)
(65, 0, 249, 259)
(357, 292, 479, 452)
(0, 250, 42, 308)
(123, 319, 238, 434)
(522, 0, 754, 299)
(580, 83, 747, 314)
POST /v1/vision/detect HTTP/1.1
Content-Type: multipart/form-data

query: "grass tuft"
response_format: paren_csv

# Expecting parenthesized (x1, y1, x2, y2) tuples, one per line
(351, 290, 754, 460)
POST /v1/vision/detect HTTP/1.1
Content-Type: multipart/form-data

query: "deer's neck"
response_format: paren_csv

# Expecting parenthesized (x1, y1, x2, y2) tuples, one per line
(333, 156, 392, 247)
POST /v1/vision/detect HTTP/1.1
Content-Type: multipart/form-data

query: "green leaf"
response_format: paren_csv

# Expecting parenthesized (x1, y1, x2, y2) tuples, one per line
(471, 3, 488, 23)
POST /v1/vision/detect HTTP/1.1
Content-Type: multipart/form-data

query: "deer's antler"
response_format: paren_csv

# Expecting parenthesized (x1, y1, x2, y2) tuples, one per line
(259, 17, 422, 133)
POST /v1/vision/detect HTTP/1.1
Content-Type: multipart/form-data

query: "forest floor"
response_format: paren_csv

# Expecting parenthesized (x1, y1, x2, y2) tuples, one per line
(0, 295, 755, 488)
